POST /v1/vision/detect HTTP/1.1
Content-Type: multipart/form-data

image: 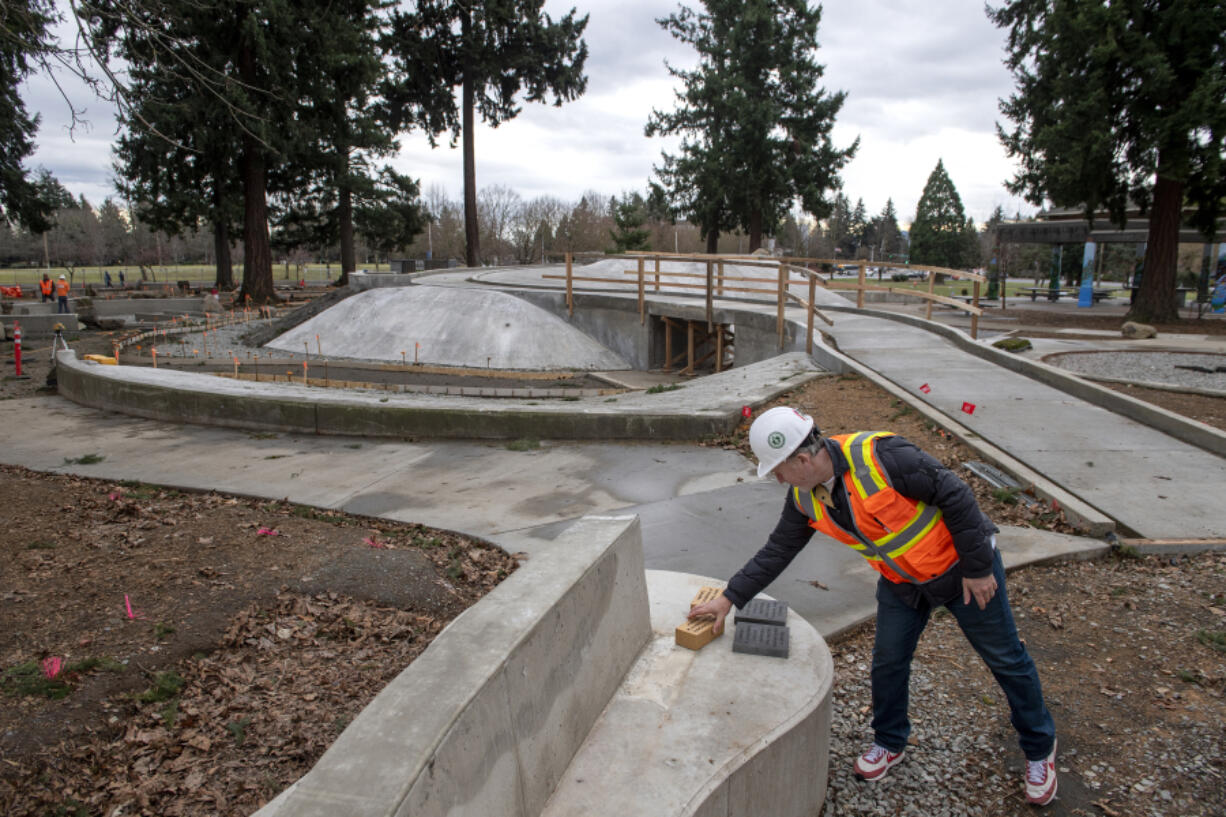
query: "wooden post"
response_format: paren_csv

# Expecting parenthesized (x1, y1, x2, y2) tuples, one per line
(654, 256, 661, 292)
(664, 318, 673, 372)
(565, 252, 573, 316)
(717, 260, 724, 297)
(715, 324, 724, 373)
(705, 259, 714, 330)
(777, 262, 787, 349)
(807, 275, 816, 355)
(971, 280, 981, 339)
(925, 269, 936, 321)
(686, 320, 695, 375)
(857, 261, 866, 309)
(637, 257, 645, 325)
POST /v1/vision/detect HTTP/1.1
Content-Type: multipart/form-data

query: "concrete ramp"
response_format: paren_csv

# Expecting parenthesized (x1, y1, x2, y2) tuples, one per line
(266, 286, 632, 370)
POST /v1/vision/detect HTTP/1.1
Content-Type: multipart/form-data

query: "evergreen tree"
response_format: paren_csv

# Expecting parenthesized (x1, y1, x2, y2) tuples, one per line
(874, 198, 904, 261)
(825, 193, 852, 259)
(609, 193, 651, 253)
(388, 0, 588, 268)
(910, 160, 971, 269)
(356, 168, 428, 266)
(1, 0, 58, 232)
(989, 0, 1226, 322)
(848, 198, 867, 258)
(960, 217, 982, 268)
(277, 0, 402, 287)
(87, 0, 314, 301)
(110, 30, 242, 289)
(647, 0, 856, 252)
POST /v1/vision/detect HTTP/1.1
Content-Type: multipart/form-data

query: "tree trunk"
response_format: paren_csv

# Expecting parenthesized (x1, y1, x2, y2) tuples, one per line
(461, 12, 480, 269)
(237, 139, 275, 304)
(748, 210, 763, 252)
(1127, 173, 1182, 324)
(336, 183, 355, 288)
(213, 216, 233, 290)
(235, 34, 274, 305)
(706, 229, 719, 254)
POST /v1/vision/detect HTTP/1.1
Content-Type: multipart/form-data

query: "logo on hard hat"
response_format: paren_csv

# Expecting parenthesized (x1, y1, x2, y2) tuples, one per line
(767, 431, 786, 449)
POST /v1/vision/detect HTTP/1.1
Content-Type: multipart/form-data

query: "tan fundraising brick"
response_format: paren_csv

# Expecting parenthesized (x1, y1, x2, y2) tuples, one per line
(675, 586, 725, 651)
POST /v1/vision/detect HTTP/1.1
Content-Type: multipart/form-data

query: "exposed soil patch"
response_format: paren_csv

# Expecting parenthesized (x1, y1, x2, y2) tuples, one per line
(1100, 381, 1226, 432)
(0, 465, 517, 816)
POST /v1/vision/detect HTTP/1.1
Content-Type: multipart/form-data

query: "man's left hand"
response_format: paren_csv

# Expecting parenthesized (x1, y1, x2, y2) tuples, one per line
(962, 574, 998, 610)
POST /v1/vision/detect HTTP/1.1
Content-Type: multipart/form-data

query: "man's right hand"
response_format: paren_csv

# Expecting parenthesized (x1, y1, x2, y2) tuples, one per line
(688, 593, 733, 635)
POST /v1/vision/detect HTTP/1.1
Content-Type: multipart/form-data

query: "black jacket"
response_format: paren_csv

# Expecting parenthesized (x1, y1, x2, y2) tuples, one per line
(725, 434, 998, 609)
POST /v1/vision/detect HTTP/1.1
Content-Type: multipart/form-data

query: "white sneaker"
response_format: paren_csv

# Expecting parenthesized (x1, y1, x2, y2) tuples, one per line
(854, 743, 905, 780)
(1025, 740, 1058, 805)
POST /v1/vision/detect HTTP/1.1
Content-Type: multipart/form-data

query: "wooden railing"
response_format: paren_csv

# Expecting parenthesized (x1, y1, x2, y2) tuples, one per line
(546, 253, 988, 347)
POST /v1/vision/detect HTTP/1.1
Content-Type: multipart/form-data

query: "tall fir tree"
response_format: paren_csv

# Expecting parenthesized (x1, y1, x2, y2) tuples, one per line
(647, 0, 856, 252)
(848, 198, 867, 258)
(387, 0, 588, 268)
(110, 26, 242, 289)
(275, 0, 408, 287)
(1, 0, 58, 232)
(989, 0, 1226, 322)
(875, 198, 904, 260)
(910, 160, 971, 269)
(609, 193, 651, 253)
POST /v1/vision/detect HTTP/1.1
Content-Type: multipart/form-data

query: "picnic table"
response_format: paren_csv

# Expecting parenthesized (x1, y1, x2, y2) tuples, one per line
(1020, 286, 1077, 301)
(1020, 286, 1118, 303)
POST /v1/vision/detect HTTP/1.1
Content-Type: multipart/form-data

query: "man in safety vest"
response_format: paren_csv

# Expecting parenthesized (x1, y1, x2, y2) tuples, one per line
(689, 406, 1058, 806)
(54, 275, 71, 314)
(40, 274, 53, 302)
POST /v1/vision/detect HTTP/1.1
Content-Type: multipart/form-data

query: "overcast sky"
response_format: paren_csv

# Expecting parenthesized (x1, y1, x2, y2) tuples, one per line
(23, 0, 1037, 228)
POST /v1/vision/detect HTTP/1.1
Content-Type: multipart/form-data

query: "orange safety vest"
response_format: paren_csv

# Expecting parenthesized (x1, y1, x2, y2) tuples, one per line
(792, 431, 958, 585)
(54, 278, 70, 297)
(41, 279, 53, 296)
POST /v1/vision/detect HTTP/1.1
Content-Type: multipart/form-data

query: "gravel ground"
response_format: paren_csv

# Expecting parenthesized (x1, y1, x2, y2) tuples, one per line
(1045, 351, 1226, 393)
(821, 551, 1226, 817)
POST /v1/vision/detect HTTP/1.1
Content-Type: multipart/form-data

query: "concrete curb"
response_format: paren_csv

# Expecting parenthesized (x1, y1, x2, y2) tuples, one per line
(824, 305, 1226, 458)
(255, 515, 651, 817)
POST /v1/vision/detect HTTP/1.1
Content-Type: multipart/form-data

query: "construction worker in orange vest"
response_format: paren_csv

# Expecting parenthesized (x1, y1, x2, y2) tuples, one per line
(54, 274, 70, 314)
(689, 406, 1058, 806)
(40, 274, 53, 302)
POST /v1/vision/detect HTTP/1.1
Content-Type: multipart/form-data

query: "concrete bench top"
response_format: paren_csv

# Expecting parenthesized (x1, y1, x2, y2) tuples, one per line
(541, 571, 833, 817)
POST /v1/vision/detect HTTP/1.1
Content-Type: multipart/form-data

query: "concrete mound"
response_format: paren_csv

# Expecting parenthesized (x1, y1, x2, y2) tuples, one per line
(265, 286, 632, 370)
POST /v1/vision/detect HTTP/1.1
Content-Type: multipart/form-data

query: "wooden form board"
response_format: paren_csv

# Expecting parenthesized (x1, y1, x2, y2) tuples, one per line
(675, 586, 724, 651)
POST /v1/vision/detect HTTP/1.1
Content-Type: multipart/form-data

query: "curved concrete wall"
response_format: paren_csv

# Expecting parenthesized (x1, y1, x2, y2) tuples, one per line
(54, 349, 820, 441)
(256, 515, 651, 817)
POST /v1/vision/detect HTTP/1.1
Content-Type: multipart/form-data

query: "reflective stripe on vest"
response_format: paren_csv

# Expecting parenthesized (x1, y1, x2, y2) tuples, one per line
(792, 432, 952, 584)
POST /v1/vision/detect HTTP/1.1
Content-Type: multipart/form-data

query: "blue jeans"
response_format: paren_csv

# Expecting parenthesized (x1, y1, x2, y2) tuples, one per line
(870, 548, 1056, 760)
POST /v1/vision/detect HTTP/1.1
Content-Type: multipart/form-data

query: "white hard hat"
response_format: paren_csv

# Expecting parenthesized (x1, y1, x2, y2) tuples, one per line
(749, 406, 816, 478)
